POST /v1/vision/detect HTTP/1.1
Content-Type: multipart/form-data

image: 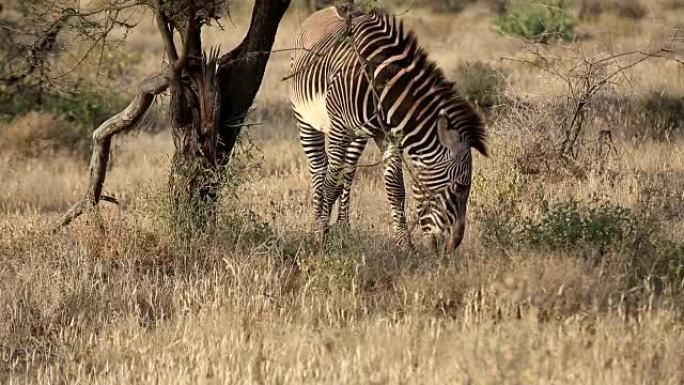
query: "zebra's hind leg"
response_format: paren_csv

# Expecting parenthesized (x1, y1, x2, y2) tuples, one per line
(376, 137, 412, 250)
(299, 123, 328, 227)
(336, 137, 368, 229)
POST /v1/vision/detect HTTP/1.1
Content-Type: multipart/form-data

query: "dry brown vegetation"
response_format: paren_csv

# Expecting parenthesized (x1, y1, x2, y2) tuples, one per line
(1, 0, 684, 383)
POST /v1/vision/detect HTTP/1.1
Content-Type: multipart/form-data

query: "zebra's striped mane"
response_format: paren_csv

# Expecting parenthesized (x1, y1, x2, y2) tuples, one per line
(361, 9, 488, 156)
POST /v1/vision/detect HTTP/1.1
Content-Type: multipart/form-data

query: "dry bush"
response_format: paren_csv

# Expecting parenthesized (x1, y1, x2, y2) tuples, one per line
(586, 92, 684, 143)
(579, 0, 646, 19)
(488, 90, 684, 182)
(666, 0, 684, 9)
(0, 112, 91, 160)
(490, 100, 589, 181)
(421, 0, 478, 12)
(301, 0, 480, 12)
(634, 169, 684, 222)
(298, 0, 334, 11)
(452, 61, 508, 109)
(637, 91, 684, 141)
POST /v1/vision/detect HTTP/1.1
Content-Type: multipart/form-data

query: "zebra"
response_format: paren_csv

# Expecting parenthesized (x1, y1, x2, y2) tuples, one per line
(290, 6, 487, 251)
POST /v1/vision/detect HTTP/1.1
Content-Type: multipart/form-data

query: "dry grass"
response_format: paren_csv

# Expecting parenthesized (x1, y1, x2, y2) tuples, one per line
(1, 1, 684, 383)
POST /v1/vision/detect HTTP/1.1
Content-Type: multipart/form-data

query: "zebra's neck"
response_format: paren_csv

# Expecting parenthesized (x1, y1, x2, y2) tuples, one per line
(348, 10, 485, 154)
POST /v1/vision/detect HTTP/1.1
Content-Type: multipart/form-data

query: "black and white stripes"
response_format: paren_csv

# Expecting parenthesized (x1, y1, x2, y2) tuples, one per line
(290, 6, 486, 250)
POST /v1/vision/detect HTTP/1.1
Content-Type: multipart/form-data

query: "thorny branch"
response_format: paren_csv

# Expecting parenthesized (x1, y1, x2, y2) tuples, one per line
(1, 3, 143, 86)
(502, 34, 680, 158)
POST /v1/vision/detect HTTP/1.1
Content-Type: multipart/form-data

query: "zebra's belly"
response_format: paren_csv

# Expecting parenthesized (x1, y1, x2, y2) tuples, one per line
(292, 93, 332, 134)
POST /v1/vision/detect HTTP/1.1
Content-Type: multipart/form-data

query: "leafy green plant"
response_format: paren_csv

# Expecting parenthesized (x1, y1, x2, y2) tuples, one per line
(494, 0, 575, 43)
(1, 88, 126, 128)
(522, 200, 640, 251)
(479, 190, 684, 285)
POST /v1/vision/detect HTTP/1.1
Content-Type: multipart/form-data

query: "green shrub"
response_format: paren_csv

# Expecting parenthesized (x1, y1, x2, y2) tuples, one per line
(1, 87, 126, 129)
(473, 167, 684, 287)
(453, 61, 508, 109)
(522, 200, 640, 251)
(494, 0, 575, 43)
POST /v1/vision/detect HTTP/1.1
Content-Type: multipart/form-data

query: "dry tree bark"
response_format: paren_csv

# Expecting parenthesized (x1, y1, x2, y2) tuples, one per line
(166, 0, 292, 233)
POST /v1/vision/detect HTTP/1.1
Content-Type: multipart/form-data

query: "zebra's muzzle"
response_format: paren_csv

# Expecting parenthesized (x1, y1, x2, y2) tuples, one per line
(422, 219, 466, 254)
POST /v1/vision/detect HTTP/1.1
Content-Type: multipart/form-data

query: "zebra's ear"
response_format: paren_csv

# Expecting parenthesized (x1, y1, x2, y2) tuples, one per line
(436, 110, 463, 152)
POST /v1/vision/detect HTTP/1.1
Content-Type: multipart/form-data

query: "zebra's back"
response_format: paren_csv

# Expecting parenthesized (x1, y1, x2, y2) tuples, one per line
(290, 6, 486, 155)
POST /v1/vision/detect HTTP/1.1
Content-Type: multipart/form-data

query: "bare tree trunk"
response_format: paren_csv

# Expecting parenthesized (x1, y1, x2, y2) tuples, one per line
(166, 18, 218, 233)
(168, 0, 291, 234)
(215, 0, 292, 163)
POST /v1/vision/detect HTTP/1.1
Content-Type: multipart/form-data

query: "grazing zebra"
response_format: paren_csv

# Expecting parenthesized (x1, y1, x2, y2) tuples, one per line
(290, 6, 487, 251)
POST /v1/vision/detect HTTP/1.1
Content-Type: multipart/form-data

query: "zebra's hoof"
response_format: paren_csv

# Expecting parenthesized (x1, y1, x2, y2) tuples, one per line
(335, 221, 350, 232)
(393, 237, 415, 253)
(313, 225, 330, 235)
(313, 227, 329, 246)
(402, 243, 417, 254)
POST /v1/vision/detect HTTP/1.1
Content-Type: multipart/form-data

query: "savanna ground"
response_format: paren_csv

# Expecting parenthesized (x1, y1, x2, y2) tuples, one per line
(1, 0, 684, 383)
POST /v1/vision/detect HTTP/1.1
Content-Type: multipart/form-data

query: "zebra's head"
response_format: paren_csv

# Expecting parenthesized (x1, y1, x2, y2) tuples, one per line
(419, 109, 481, 252)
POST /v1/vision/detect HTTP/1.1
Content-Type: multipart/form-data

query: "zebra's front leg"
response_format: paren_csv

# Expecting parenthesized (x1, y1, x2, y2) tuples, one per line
(299, 124, 328, 225)
(336, 138, 368, 229)
(377, 138, 412, 250)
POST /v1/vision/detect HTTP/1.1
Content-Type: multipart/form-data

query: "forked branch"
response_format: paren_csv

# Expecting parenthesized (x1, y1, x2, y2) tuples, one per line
(155, 1, 179, 63)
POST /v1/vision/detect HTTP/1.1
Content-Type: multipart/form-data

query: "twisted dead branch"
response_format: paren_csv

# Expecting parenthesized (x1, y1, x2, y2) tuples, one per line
(52, 72, 169, 231)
